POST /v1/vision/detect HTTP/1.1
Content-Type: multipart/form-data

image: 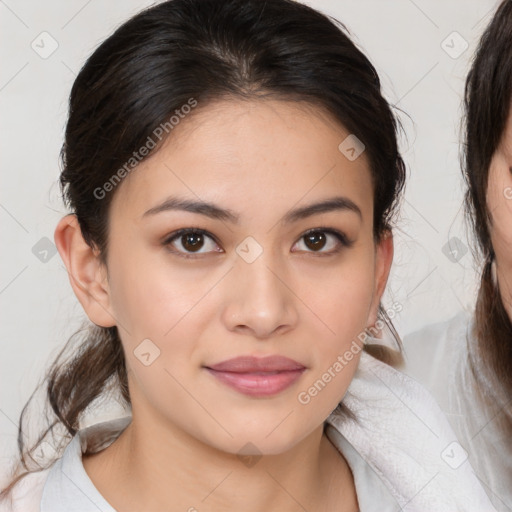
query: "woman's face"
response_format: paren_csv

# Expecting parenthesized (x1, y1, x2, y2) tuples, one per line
(66, 98, 392, 455)
(487, 105, 512, 319)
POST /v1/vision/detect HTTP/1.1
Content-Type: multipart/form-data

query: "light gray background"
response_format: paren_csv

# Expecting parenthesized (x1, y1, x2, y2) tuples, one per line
(0, 0, 500, 466)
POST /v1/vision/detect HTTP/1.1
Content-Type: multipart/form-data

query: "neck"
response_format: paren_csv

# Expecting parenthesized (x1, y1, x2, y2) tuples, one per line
(83, 403, 357, 511)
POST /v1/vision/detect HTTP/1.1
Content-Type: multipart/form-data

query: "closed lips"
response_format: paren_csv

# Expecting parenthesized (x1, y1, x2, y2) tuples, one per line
(204, 355, 306, 397)
(205, 355, 306, 373)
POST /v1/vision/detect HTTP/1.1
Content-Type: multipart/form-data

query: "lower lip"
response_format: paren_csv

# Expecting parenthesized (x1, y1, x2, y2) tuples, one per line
(205, 368, 305, 397)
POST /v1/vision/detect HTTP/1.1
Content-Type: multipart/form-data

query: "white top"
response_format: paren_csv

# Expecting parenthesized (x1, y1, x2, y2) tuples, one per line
(403, 310, 512, 512)
(1, 350, 497, 511)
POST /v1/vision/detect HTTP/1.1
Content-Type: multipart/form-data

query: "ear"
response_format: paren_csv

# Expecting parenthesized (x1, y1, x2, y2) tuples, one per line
(54, 214, 116, 327)
(367, 230, 394, 328)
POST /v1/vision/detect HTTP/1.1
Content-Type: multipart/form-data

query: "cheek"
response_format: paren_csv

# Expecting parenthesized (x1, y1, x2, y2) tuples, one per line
(292, 263, 373, 428)
(491, 208, 512, 266)
(294, 276, 369, 429)
(322, 248, 376, 317)
(316, 280, 372, 340)
(299, 252, 376, 361)
(106, 245, 216, 359)
(488, 163, 512, 260)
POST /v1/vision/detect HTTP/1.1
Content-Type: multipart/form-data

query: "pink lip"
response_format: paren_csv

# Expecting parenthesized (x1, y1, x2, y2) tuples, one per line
(204, 356, 306, 397)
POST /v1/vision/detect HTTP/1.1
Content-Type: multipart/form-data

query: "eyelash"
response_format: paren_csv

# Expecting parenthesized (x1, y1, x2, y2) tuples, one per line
(162, 227, 353, 259)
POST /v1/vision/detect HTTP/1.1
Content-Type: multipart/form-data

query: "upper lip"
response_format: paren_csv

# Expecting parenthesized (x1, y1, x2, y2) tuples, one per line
(205, 355, 305, 373)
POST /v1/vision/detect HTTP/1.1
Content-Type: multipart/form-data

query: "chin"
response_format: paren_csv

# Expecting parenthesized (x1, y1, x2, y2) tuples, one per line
(197, 420, 316, 458)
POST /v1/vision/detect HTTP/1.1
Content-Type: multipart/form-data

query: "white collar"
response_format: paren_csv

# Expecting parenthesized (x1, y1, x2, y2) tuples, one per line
(40, 417, 130, 512)
(39, 414, 398, 512)
(39, 351, 496, 511)
(324, 349, 496, 511)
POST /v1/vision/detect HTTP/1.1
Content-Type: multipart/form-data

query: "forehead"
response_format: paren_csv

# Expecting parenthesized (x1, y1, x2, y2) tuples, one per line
(109, 98, 374, 224)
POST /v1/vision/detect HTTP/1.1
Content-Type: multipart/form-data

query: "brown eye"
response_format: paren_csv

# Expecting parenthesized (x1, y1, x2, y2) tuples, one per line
(293, 228, 352, 254)
(181, 232, 205, 252)
(304, 231, 327, 251)
(164, 228, 220, 257)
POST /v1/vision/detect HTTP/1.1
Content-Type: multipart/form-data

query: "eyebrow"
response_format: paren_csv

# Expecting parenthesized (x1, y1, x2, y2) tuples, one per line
(142, 195, 362, 223)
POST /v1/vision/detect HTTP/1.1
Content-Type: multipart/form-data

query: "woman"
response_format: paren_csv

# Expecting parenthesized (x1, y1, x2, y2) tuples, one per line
(403, 1, 512, 510)
(0, 0, 495, 510)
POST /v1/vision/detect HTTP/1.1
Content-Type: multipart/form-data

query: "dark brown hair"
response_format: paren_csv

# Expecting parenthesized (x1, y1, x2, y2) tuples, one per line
(0, 0, 405, 501)
(462, 0, 512, 430)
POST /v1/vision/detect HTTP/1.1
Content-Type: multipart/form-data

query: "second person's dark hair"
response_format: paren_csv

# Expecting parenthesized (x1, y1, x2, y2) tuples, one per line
(462, 0, 512, 433)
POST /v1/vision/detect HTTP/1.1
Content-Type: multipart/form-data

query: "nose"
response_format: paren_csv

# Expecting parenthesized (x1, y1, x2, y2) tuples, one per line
(221, 249, 299, 340)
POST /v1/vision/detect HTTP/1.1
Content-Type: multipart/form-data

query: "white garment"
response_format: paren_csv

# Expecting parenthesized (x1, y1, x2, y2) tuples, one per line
(0, 350, 497, 511)
(403, 310, 512, 512)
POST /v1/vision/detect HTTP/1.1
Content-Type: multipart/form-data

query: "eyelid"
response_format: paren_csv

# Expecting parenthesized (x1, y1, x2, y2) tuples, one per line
(162, 226, 353, 258)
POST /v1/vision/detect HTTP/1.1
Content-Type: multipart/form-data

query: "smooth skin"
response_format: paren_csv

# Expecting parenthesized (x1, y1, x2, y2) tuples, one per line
(487, 105, 512, 321)
(54, 98, 393, 511)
